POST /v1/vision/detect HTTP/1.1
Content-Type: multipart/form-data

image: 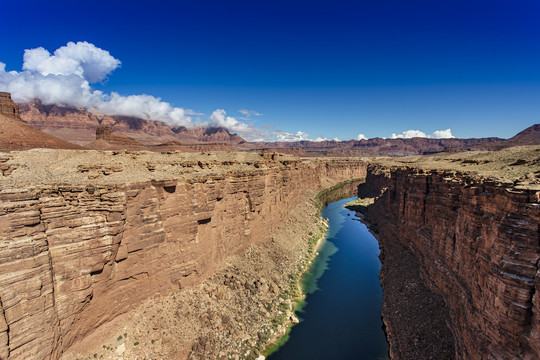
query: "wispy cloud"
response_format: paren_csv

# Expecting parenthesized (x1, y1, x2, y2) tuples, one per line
(238, 109, 263, 120)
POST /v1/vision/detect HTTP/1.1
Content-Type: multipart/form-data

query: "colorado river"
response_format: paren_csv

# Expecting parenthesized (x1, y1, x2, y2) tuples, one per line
(267, 197, 389, 360)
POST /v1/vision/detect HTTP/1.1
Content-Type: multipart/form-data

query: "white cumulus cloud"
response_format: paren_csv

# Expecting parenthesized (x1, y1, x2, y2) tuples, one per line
(210, 109, 252, 133)
(271, 131, 341, 142)
(0, 41, 255, 130)
(275, 131, 310, 142)
(391, 130, 428, 139)
(357, 133, 367, 140)
(431, 128, 454, 139)
(22, 41, 121, 83)
(391, 129, 454, 139)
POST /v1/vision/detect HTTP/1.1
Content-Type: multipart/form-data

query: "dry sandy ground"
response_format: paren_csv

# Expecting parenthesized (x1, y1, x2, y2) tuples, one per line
(370, 145, 540, 190)
(1, 145, 537, 189)
(0, 150, 305, 188)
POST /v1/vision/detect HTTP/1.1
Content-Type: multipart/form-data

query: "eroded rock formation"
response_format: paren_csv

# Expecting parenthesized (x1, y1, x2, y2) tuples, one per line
(0, 93, 19, 116)
(364, 148, 540, 359)
(0, 150, 366, 359)
(95, 126, 111, 141)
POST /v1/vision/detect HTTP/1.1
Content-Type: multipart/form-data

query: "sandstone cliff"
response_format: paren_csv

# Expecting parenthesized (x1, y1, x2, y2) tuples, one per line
(0, 150, 366, 359)
(364, 146, 540, 359)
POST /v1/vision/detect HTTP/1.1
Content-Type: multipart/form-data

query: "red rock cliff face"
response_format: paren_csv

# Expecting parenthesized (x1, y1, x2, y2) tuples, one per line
(365, 165, 540, 359)
(0, 158, 366, 359)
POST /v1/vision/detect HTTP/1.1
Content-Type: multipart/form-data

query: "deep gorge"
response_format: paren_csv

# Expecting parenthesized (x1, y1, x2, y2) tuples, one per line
(0, 148, 538, 360)
(364, 163, 540, 360)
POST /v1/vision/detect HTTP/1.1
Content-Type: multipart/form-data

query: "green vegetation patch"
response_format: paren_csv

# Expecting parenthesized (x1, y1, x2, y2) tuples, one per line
(345, 197, 374, 207)
(315, 178, 365, 213)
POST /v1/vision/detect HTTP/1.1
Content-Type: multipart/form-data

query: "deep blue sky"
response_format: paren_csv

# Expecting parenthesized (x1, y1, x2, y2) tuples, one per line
(1, 0, 539, 140)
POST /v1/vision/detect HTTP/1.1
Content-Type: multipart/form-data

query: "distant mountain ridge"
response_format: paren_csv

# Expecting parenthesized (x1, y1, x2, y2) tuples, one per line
(18, 100, 245, 145)
(255, 136, 504, 156)
(472, 124, 540, 151)
(14, 97, 538, 156)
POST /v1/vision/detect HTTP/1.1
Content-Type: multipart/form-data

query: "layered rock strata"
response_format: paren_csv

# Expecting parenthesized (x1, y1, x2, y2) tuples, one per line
(365, 147, 540, 359)
(0, 150, 366, 359)
(18, 100, 245, 145)
(0, 93, 19, 116)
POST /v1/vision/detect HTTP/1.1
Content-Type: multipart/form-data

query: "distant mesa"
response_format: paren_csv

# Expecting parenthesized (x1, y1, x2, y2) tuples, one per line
(0, 93, 82, 151)
(5, 95, 539, 156)
(254, 136, 505, 156)
(150, 141, 236, 152)
(17, 99, 246, 146)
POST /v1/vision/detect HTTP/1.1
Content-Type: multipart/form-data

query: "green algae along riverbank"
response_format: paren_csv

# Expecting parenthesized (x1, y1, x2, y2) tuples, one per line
(261, 178, 387, 359)
(267, 194, 389, 360)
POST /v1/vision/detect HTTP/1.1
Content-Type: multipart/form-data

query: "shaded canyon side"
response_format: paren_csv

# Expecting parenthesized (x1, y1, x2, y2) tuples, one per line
(364, 164, 540, 360)
(0, 156, 366, 359)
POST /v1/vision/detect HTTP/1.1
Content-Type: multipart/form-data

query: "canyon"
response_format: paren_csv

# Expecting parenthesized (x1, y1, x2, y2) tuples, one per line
(1, 93, 539, 359)
(1, 145, 537, 360)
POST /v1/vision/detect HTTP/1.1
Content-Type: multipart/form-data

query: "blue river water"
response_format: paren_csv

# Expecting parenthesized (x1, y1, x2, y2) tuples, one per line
(267, 197, 389, 360)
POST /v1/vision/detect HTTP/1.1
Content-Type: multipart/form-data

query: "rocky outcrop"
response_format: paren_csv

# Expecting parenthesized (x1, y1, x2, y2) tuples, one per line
(0, 93, 19, 116)
(365, 163, 540, 359)
(0, 151, 366, 359)
(85, 126, 146, 151)
(95, 126, 111, 141)
(149, 140, 236, 152)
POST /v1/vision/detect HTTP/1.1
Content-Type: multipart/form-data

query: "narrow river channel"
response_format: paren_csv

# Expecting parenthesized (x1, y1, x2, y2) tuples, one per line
(267, 197, 389, 360)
